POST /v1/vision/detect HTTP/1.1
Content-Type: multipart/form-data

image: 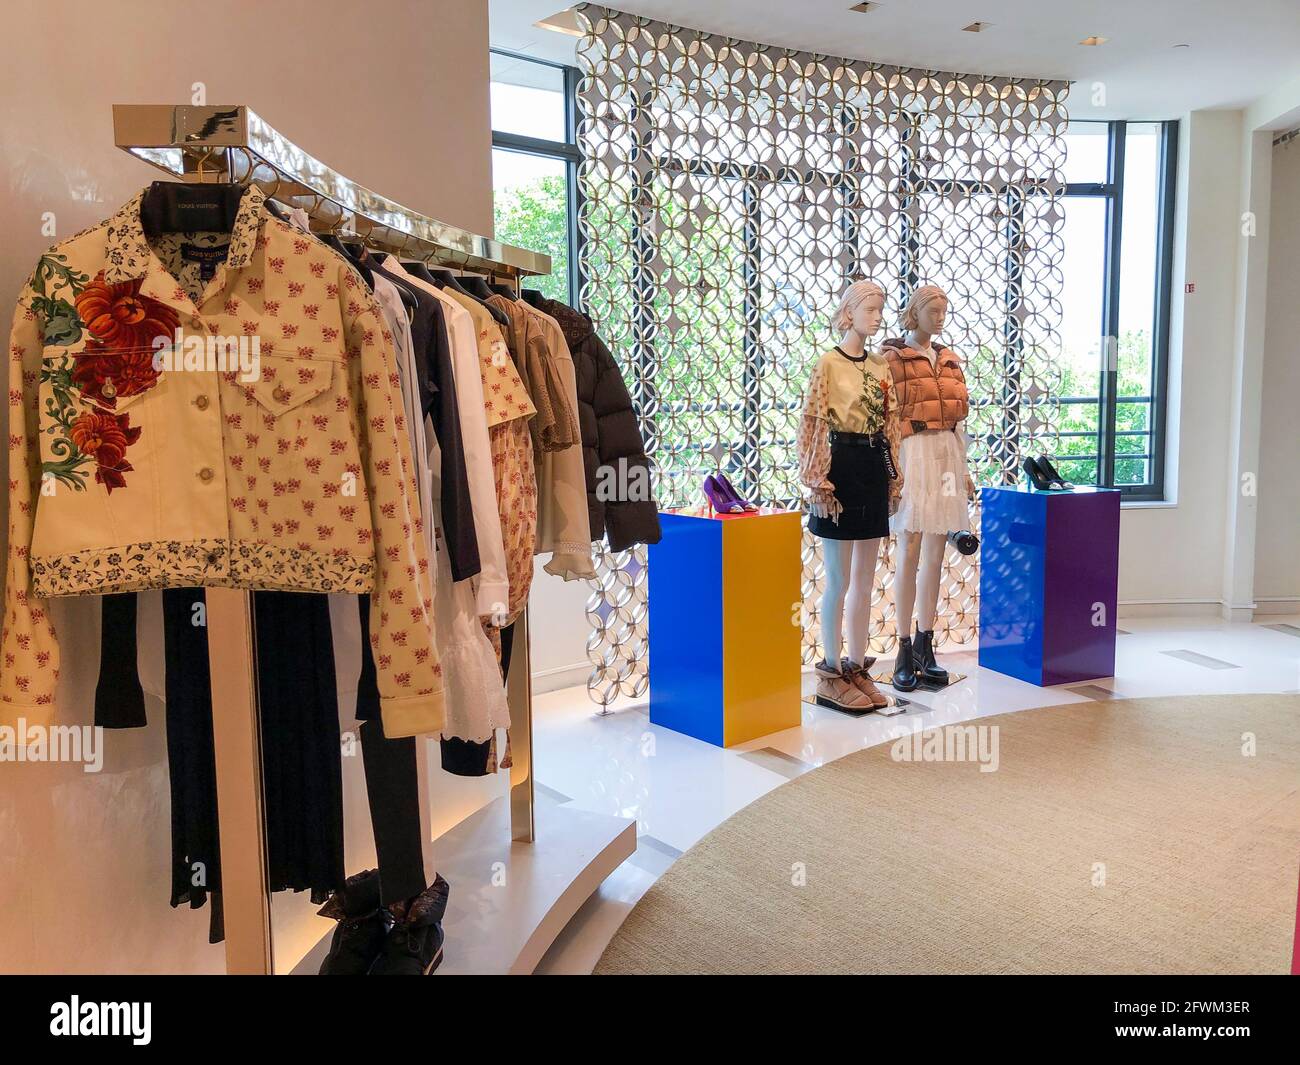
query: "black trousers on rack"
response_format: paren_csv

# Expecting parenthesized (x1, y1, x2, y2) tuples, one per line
(100, 589, 346, 942)
(355, 595, 428, 905)
(94, 592, 146, 729)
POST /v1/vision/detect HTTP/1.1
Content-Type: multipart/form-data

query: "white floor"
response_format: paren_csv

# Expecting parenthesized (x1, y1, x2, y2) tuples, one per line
(529, 613, 1300, 974)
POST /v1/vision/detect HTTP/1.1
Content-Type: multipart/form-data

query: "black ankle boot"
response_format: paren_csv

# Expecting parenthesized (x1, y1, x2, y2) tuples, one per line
(369, 874, 450, 975)
(317, 868, 389, 975)
(892, 636, 918, 692)
(913, 627, 950, 686)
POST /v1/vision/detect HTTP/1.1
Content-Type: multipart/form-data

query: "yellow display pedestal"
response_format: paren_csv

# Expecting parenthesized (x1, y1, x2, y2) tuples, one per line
(648, 508, 803, 747)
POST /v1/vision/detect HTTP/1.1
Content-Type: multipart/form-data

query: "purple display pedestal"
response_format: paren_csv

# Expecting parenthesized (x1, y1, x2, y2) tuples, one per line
(978, 486, 1120, 686)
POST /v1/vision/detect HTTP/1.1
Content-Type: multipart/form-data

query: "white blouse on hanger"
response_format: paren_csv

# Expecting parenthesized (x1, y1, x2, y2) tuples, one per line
(380, 256, 509, 617)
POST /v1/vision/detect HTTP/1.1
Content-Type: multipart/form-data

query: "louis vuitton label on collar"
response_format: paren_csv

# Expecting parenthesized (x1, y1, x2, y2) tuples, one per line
(180, 242, 231, 284)
(102, 183, 266, 286)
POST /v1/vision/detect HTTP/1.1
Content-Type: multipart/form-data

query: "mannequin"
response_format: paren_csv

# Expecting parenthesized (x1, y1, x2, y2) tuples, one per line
(797, 280, 903, 713)
(881, 285, 974, 692)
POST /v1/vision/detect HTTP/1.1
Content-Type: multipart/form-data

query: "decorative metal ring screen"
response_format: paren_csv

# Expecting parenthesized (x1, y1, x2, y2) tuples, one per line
(575, 4, 1069, 706)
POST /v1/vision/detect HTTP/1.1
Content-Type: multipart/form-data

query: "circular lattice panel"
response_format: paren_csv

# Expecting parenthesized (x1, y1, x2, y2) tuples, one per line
(575, 5, 1067, 705)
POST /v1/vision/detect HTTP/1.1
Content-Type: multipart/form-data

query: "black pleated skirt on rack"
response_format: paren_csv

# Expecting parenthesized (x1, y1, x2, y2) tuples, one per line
(160, 588, 345, 942)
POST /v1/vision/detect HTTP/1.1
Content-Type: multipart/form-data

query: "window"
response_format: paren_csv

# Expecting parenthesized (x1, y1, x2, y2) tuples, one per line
(490, 49, 581, 305)
(1053, 120, 1178, 500)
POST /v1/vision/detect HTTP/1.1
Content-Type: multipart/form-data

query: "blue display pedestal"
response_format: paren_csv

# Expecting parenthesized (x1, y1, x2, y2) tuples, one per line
(978, 485, 1120, 686)
(648, 509, 802, 747)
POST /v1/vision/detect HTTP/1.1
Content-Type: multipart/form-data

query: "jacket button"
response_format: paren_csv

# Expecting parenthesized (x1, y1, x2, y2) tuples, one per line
(194, 395, 210, 410)
(198, 467, 215, 483)
(273, 385, 291, 404)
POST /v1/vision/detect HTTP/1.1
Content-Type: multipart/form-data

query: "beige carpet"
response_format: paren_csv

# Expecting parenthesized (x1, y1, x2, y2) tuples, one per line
(596, 695, 1300, 974)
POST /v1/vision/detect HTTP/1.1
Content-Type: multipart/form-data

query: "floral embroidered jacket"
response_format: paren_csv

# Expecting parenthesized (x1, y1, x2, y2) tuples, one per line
(797, 348, 903, 519)
(3, 185, 444, 738)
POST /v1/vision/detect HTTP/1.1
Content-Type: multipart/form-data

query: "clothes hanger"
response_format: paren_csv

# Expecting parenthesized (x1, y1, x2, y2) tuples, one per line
(520, 288, 546, 309)
(336, 237, 375, 291)
(454, 272, 511, 326)
(401, 260, 442, 287)
(489, 279, 517, 300)
(458, 274, 494, 300)
(424, 265, 473, 297)
(421, 266, 507, 325)
(370, 254, 420, 319)
(139, 179, 245, 236)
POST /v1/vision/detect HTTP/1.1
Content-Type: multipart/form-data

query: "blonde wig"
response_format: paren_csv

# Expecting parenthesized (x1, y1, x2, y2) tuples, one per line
(900, 284, 948, 330)
(832, 279, 887, 334)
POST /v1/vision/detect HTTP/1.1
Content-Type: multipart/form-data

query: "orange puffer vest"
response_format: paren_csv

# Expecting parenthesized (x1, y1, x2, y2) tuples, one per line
(881, 337, 970, 438)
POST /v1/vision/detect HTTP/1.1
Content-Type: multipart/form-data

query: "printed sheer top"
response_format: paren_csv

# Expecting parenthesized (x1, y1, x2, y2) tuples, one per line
(796, 347, 903, 519)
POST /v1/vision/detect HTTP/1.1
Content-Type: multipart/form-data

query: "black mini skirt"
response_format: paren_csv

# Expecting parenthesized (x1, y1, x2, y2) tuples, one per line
(808, 431, 892, 541)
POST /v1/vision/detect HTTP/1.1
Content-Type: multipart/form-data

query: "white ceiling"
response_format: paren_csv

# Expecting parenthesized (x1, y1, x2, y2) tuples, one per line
(490, 0, 1300, 120)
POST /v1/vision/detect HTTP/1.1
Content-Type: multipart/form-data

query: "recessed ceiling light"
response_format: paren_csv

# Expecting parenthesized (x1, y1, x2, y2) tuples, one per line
(849, 2, 880, 12)
(963, 22, 991, 33)
(535, 8, 583, 37)
(1173, 43, 1190, 48)
(1079, 35, 1108, 46)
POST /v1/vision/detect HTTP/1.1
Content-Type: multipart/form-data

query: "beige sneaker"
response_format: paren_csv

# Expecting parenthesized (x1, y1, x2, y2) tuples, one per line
(840, 657, 889, 709)
(814, 660, 875, 713)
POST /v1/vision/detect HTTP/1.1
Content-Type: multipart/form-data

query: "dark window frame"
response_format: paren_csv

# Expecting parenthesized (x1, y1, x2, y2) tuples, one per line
(489, 47, 583, 309)
(1056, 118, 1179, 501)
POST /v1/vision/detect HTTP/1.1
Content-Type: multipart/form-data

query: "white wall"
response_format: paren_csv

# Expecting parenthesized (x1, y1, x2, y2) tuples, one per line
(1116, 106, 1300, 620)
(1255, 141, 1300, 610)
(529, 559, 596, 690)
(1115, 110, 1242, 612)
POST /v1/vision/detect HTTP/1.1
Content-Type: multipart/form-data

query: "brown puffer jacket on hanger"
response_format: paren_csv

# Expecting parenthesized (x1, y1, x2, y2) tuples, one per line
(533, 296, 661, 551)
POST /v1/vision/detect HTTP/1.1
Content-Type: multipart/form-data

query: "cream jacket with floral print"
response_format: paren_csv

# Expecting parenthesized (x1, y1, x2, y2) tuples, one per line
(3, 185, 444, 738)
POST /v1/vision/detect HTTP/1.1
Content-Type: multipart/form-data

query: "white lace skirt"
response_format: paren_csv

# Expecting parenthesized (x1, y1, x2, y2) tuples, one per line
(890, 428, 971, 535)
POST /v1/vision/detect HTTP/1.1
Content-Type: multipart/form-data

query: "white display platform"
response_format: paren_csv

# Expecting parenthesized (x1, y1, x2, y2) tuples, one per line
(291, 797, 636, 975)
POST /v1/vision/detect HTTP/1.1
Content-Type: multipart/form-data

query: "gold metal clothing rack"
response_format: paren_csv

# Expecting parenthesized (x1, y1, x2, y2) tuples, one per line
(113, 104, 550, 974)
(114, 104, 548, 278)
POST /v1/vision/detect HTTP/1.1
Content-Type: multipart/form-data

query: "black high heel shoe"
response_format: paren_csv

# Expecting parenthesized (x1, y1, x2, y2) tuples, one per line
(1023, 456, 1054, 491)
(1035, 455, 1073, 489)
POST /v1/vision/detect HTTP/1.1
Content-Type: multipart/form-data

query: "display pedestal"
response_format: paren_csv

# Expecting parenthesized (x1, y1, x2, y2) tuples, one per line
(291, 798, 635, 975)
(649, 508, 802, 746)
(978, 485, 1120, 686)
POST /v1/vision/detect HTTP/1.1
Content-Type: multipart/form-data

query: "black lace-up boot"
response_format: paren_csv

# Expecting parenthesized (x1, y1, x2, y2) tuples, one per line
(318, 868, 388, 975)
(369, 874, 450, 975)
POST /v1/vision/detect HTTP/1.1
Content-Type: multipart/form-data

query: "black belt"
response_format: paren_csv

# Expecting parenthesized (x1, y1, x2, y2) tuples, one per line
(829, 430, 898, 480)
(829, 430, 884, 446)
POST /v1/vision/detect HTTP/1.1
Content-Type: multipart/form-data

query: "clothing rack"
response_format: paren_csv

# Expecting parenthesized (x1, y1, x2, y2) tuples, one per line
(113, 104, 552, 974)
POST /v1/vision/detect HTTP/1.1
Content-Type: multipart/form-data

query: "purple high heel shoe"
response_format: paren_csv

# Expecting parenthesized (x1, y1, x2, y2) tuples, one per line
(703, 474, 746, 514)
(714, 472, 759, 512)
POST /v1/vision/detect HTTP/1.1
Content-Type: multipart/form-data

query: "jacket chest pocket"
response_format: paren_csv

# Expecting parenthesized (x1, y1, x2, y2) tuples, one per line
(248, 355, 336, 419)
